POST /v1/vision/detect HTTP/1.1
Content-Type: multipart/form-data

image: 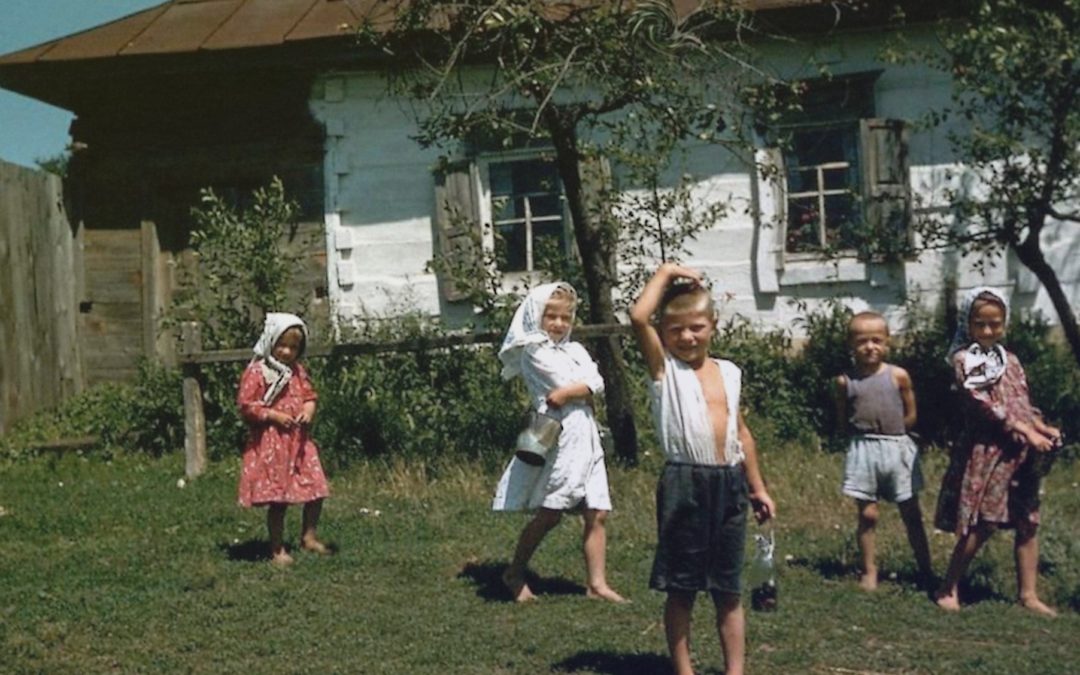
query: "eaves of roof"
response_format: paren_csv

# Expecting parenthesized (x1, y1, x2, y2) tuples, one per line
(0, 0, 953, 112)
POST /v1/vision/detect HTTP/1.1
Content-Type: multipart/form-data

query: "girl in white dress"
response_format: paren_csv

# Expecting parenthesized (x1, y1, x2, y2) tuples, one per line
(493, 282, 626, 603)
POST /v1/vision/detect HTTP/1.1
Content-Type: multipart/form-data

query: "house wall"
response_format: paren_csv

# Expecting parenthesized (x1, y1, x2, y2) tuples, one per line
(312, 24, 1080, 334)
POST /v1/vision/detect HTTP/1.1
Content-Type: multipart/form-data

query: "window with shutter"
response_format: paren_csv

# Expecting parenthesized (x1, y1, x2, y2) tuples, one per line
(754, 72, 912, 286)
(432, 161, 481, 302)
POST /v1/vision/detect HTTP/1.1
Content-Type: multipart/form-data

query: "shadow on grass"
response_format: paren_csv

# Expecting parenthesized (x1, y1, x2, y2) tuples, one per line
(552, 651, 676, 674)
(457, 560, 586, 602)
(787, 554, 857, 581)
(218, 538, 339, 562)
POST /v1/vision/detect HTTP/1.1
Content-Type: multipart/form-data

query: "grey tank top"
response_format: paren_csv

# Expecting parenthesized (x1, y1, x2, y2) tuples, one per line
(846, 365, 905, 435)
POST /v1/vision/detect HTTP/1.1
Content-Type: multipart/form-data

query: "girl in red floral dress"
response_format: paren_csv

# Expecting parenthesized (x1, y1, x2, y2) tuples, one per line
(934, 288, 1061, 615)
(237, 313, 330, 566)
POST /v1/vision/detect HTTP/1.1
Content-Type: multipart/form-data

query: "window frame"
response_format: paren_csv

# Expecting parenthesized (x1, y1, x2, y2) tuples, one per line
(474, 150, 573, 275)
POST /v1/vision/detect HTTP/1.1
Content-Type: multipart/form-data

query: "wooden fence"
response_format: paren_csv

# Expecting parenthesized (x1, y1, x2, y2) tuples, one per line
(0, 161, 83, 434)
(178, 321, 633, 477)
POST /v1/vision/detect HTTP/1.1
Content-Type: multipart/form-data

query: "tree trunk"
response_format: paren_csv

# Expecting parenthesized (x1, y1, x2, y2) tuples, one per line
(546, 113, 640, 464)
(1014, 238, 1080, 368)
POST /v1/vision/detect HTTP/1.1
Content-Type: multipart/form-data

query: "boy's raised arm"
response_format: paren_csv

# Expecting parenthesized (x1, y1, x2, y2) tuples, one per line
(630, 263, 701, 380)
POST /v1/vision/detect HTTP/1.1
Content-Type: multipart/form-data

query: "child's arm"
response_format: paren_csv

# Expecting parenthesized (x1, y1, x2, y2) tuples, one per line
(832, 374, 848, 438)
(893, 366, 917, 431)
(1032, 417, 1062, 444)
(953, 354, 1053, 451)
(738, 411, 775, 523)
(523, 344, 602, 408)
(295, 364, 318, 426)
(629, 263, 702, 380)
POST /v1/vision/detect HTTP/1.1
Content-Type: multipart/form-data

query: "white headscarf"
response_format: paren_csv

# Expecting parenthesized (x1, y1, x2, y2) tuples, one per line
(948, 286, 1009, 390)
(497, 282, 577, 380)
(252, 312, 308, 405)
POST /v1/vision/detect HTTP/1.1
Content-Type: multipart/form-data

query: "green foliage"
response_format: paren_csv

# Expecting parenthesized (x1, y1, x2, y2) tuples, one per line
(911, 0, 1080, 362)
(169, 177, 305, 350)
(1, 361, 183, 459)
(312, 313, 522, 471)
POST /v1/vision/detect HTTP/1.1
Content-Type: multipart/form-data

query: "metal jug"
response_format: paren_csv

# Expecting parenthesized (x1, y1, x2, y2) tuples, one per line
(514, 411, 562, 466)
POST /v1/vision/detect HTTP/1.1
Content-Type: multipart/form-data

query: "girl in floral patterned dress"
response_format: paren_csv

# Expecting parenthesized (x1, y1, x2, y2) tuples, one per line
(237, 313, 330, 566)
(934, 288, 1061, 615)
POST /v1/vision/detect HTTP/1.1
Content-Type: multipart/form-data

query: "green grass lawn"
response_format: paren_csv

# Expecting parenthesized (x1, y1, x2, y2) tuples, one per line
(2, 447, 1078, 674)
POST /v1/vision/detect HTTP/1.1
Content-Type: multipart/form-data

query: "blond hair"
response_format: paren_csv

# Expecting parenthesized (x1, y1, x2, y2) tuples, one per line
(847, 311, 889, 340)
(658, 282, 715, 322)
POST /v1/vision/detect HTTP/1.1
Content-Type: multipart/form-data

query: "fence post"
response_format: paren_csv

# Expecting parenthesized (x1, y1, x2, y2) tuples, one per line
(180, 322, 207, 478)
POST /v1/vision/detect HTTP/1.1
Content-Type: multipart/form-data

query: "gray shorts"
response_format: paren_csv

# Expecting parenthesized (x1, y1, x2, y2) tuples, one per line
(650, 462, 748, 595)
(842, 434, 922, 503)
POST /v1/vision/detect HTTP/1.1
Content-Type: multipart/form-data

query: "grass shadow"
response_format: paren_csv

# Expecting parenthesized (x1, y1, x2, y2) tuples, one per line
(552, 651, 676, 674)
(787, 554, 857, 581)
(457, 560, 586, 602)
(218, 539, 341, 562)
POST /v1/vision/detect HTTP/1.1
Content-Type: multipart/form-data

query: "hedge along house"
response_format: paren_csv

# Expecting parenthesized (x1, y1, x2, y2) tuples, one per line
(2, 0, 1079, 389)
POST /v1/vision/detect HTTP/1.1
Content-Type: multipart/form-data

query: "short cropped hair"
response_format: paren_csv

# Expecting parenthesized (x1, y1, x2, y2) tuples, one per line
(847, 311, 888, 339)
(658, 282, 715, 322)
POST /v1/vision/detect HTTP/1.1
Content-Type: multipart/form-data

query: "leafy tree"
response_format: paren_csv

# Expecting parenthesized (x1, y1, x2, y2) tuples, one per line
(914, 0, 1080, 364)
(364, 0, 792, 462)
(170, 177, 306, 350)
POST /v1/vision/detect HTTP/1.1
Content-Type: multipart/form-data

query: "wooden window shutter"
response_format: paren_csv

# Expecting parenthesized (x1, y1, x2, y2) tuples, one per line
(433, 161, 481, 302)
(859, 119, 912, 250)
(752, 147, 784, 293)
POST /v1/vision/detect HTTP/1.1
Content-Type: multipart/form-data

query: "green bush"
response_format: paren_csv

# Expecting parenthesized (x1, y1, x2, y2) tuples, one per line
(1, 360, 183, 458)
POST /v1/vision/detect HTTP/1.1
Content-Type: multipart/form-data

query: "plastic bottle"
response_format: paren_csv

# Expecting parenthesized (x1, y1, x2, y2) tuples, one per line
(749, 530, 778, 612)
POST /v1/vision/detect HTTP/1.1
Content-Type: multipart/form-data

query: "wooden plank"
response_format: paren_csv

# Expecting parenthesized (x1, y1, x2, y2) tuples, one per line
(141, 221, 159, 359)
(180, 323, 206, 478)
(180, 323, 633, 364)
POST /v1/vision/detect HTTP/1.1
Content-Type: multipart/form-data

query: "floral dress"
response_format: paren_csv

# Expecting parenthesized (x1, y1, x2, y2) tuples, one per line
(935, 350, 1041, 535)
(236, 361, 329, 507)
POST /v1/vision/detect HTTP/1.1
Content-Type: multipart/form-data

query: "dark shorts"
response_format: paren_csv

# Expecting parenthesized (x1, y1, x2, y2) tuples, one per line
(649, 462, 749, 595)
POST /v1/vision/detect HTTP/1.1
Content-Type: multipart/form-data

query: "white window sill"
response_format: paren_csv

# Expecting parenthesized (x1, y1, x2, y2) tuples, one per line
(779, 257, 868, 286)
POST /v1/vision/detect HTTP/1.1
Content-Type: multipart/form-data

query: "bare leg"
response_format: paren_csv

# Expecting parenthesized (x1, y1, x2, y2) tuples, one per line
(503, 508, 562, 602)
(301, 498, 328, 554)
(1015, 525, 1057, 617)
(897, 497, 933, 584)
(582, 509, 627, 603)
(664, 591, 696, 675)
(856, 499, 879, 591)
(267, 503, 293, 566)
(936, 522, 994, 611)
(713, 591, 745, 675)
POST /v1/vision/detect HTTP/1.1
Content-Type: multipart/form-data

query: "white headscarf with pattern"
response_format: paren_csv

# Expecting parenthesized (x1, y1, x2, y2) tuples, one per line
(252, 312, 308, 405)
(948, 286, 1009, 390)
(497, 282, 577, 380)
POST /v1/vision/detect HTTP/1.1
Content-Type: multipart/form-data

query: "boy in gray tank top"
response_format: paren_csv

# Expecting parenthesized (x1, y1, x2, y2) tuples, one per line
(833, 311, 933, 591)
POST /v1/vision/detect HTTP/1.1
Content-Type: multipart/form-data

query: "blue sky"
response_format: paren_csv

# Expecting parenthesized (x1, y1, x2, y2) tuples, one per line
(0, 0, 162, 168)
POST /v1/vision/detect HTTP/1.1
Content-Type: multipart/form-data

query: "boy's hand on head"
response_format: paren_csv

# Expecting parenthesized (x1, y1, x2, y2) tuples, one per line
(750, 491, 775, 524)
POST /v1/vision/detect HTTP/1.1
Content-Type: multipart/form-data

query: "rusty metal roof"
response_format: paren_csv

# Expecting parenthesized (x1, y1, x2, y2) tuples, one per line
(0, 0, 394, 66)
(0, 0, 827, 66)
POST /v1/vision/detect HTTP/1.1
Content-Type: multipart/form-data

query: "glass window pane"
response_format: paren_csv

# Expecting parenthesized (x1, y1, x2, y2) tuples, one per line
(495, 223, 527, 271)
(490, 162, 513, 196)
(822, 166, 852, 191)
(513, 159, 559, 194)
(529, 194, 562, 217)
(532, 221, 566, 270)
(786, 197, 821, 252)
(824, 194, 860, 249)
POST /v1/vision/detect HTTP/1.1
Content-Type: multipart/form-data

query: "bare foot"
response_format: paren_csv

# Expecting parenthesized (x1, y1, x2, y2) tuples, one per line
(1020, 598, 1058, 618)
(301, 538, 330, 555)
(935, 590, 961, 612)
(502, 570, 537, 603)
(271, 550, 295, 567)
(858, 573, 878, 592)
(587, 584, 630, 604)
